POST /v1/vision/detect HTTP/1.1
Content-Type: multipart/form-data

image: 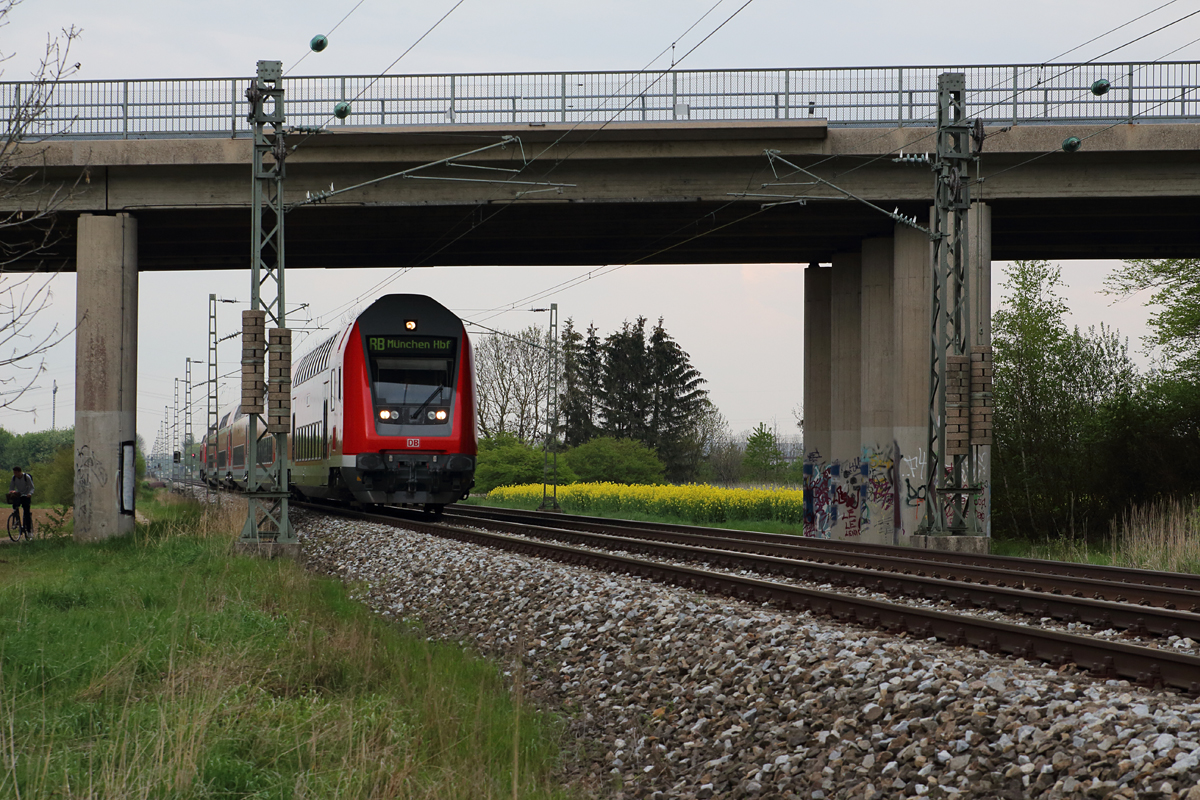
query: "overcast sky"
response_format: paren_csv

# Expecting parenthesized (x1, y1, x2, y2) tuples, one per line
(0, 0, 1193, 446)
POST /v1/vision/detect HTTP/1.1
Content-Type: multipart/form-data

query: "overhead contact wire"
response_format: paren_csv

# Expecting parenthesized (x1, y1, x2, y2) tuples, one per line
(482, 3, 1200, 319)
(313, 0, 760, 324)
(287, 0, 370, 76)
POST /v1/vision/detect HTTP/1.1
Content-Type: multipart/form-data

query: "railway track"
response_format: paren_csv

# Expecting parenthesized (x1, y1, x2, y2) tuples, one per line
(447, 504, 1200, 592)
(294, 500, 1200, 694)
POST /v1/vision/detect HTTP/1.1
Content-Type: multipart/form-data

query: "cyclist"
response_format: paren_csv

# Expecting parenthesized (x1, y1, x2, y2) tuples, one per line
(9, 466, 33, 535)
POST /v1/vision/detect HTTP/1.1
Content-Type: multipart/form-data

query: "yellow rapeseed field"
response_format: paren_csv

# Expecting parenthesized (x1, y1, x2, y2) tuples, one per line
(486, 482, 805, 525)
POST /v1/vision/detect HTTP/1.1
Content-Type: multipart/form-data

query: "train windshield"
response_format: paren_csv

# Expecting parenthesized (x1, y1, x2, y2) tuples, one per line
(370, 357, 454, 405)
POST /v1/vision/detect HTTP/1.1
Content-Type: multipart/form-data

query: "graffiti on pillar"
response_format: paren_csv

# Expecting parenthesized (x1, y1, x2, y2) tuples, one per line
(899, 447, 928, 530)
(802, 451, 835, 539)
(75, 445, 110, 524)
(861, 445, 895, 541)
(900, 447, 926, 484)
(904, 478, 926, 506)
(835, 459, 862, 537)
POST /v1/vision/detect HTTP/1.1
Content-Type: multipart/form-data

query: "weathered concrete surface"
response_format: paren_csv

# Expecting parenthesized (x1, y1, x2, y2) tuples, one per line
(859, 237, 894, 545)
(74, 213, 137, 541)
(25, 123, 1200, 210)
(829, 252, 862, 540)
(892, 220, 932, 542)
(802, 265, 831, 539)
(909, 535, 990, 554)
(4, 121, 1199, 270)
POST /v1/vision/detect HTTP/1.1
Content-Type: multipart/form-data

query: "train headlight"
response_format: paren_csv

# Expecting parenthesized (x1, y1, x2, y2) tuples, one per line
(435, 409, 448, 421)
(379, 409, 392, 420)
(404, 319, 417, 331)
(426, 411, 436, 420)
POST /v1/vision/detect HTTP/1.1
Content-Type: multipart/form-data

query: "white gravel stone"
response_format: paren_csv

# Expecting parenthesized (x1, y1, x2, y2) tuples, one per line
(297, 511, 1200, 799)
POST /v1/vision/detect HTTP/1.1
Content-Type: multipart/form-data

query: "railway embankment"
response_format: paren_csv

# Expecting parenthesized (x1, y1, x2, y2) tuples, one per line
(300, 509, 1200, 800)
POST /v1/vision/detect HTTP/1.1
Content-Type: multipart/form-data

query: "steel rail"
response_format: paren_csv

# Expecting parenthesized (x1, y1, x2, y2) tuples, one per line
(448, 504, 1200, 592)
(441, 508, 1200, 641)
(297, 501, 1200, 693)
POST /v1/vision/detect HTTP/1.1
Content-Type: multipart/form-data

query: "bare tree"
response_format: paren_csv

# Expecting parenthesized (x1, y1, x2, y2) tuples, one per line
(474, 325, 554, 444)
(694, 406, 743, 487)
(0, 0, 82, 414)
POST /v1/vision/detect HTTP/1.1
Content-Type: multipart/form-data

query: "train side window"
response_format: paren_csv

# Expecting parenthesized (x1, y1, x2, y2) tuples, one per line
(338, 369, 341, 401)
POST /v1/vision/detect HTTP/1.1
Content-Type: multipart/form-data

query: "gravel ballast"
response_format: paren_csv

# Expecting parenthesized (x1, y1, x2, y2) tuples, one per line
(298, 512, 1200, 800)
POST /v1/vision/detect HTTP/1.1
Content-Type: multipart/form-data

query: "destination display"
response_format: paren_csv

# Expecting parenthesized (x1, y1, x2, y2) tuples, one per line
(366, 335, 455, 355)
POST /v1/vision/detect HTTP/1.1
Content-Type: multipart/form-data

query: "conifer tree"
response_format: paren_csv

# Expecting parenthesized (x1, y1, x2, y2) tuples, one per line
(559, 319, 605, 447)
(599, 317, 651, 440)
(647, 319, 709, 480)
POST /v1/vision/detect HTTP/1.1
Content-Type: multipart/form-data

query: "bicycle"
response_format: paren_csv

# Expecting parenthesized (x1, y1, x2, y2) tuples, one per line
(7, 504, 31, 542)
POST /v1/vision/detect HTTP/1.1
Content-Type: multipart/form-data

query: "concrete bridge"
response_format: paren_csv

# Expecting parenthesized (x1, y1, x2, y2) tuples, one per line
(6, 61, 1197, 541)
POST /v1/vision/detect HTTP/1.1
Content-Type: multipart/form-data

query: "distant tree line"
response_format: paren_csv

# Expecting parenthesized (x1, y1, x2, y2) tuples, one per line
(992, 259, 1200, 539)
(0, 427, 74, 505)
(0, 427, 149, 507)
(475, 316, 734, 487)
(472, 314, 815, 490)
(559, 316, 711, 482)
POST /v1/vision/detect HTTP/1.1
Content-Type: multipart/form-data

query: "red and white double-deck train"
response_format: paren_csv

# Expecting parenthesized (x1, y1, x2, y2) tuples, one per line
(200, 294, 477, 512)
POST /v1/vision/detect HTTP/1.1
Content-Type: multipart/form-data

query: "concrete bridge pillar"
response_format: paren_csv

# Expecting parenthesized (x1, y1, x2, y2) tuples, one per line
(860, 237, 894, 543)
(892, 220, 932, 542)
(74, 213, 138, 541)
(801, 208, 990, 546)
(803, 263, 831, 538)
(829, 251, 862, 539)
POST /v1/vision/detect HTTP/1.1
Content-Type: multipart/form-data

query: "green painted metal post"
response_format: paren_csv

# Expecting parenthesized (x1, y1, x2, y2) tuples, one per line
(922, 72, 982, 536)
(241, 60, 294, 544)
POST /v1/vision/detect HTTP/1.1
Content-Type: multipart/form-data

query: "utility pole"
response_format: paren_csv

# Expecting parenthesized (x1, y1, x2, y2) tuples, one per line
(535, 303, 560, 511)
(51, 380, 57, 430)
(184, 358, 195, 485)
(172, 380, 180, 489)
(921, 73, 981, 536)
(208, 294, 218, 502)
(241, 60, 294, 546)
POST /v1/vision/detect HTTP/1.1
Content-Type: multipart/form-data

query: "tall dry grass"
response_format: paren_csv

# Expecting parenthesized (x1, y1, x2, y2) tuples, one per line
(1110, 495, 1200, 574)
(0, 492, 566, 799)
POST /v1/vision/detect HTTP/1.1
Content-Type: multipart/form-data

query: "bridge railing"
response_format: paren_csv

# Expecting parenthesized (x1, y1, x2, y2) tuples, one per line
(2, 62, 1197, 139)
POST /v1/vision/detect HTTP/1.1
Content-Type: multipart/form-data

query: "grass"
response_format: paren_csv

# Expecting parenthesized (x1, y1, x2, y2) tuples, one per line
(989, 497, 1200, 574)
(464, 495, 808, 537)
(1108, 496, 1200, 574)
(990, 533, 1115, 565)
(0, 492, 568, 799)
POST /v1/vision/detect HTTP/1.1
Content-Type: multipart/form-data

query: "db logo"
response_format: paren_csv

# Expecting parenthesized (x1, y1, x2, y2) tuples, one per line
(407, 438, 420, 448)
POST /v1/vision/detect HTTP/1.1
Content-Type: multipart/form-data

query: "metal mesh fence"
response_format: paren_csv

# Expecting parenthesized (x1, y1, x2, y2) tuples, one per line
(3, 61, 1195, 139)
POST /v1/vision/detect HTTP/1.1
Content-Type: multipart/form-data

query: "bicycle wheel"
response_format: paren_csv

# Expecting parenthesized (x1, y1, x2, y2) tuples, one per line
(7, 511, 19, 542)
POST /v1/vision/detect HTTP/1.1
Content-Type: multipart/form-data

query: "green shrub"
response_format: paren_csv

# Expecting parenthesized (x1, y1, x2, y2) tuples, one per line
(474, 434, 576, 493)
(28, 443, 74, 506)
(563, 437, 665, 485)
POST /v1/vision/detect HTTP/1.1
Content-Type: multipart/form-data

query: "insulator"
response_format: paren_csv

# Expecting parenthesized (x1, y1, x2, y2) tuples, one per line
(1061, 136, 1082, 153)
(1090, 78, 1111, 97)
(334, 102, 351, 119)
(310, 35, 329, 52)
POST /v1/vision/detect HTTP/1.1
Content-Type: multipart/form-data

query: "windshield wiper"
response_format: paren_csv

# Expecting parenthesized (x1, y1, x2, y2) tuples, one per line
(410, 386, 445, 421)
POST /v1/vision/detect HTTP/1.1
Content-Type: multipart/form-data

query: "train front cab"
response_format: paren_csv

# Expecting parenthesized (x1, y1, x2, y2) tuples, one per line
(339, 297, 476, 508)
